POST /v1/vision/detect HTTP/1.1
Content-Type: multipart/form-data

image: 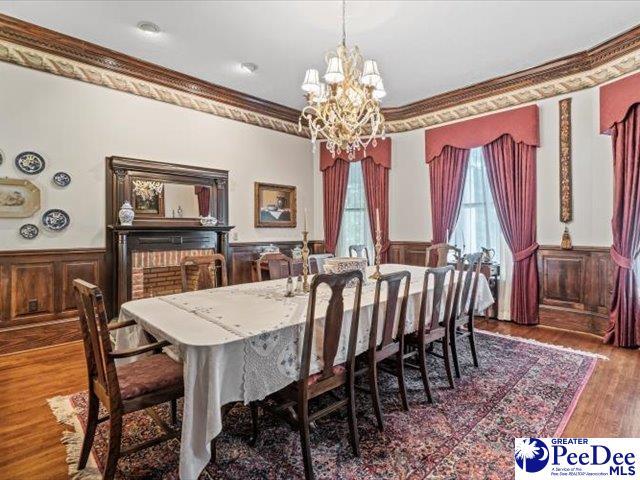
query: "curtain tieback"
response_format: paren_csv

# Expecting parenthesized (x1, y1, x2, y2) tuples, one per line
(513, 243, 539, 262)
(610, 246, 633, 269)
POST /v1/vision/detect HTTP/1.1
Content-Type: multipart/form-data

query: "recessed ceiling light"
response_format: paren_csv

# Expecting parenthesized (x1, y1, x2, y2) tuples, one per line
(137, 21, 160, 34)
(240, 62, 258, 74)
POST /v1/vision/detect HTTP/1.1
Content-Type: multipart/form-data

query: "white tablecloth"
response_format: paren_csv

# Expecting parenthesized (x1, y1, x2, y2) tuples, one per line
(114, 263, 493, 479)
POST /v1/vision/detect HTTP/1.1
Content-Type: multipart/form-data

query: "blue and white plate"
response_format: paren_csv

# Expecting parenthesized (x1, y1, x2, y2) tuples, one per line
(15, 151, 45, 174)
(53, 171, 71, 187)
(42, 209, 70, 231)
(19, 223, 39, 239)
(0, 149, 4, 166)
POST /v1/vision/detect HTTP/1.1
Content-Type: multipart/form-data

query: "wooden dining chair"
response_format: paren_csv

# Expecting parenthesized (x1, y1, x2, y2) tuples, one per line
(360, 270, 411, 431)
(405, 265, 457, 402)
(425, 243, 461, 267)
(266, 253, 294, 280)
(258, 270, 364, 480)
(180, 254, 228, 292)
(73, 279, 183, 480)
(349, 244, 371, 265)
(449, 252, 484, 378)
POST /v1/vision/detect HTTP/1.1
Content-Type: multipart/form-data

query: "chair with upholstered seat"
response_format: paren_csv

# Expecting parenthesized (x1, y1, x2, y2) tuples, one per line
(449, 252, 484, 377)
(359, 270, 411, 431)
(425, 243, 461, 267)
(180, 254, 228, 291)
(405, 265, 457, 402)
(73, 279, 183, 480)
(266, 253, 295, 280)
(257, 270, 364, 480)
(348, 244, 371, 265)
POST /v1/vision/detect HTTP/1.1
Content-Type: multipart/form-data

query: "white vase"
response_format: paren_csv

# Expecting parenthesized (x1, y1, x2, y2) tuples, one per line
(118, 201, 135, 226)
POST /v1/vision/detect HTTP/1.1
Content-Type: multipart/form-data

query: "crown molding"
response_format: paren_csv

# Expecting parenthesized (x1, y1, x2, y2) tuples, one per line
(1, 13, 640, 136)
(383, 24, 640, 132)
(0, 14, 305, 136)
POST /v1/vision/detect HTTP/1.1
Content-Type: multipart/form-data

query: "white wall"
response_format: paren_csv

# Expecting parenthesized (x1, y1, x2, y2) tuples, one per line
(313, 85, 614, 247)
(0, 62, 315, 250)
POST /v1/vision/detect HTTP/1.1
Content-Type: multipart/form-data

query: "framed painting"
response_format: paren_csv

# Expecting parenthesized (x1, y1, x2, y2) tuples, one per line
(254, 182, 297, 228)
(0, 178, 40, 218)
(131, 177, 165, 218)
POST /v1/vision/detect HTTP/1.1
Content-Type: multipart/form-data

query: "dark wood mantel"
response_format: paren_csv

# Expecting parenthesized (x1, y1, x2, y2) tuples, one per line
(107, 224, 235, 315)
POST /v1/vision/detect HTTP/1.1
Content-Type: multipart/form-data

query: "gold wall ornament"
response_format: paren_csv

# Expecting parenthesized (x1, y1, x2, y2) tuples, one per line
(559, 98, 573, 223)
(561, 225, 573, 250)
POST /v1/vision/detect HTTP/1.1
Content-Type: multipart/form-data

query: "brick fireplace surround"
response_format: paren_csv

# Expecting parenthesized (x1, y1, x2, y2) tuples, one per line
(131, 249, 214, 300)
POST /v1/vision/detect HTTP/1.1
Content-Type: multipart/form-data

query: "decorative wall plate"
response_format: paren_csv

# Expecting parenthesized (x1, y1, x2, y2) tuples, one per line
(19, 223, 39, 239)
(0, 178, 41, 218)
(15, 151, 45, 174)
(42, 208, 70, 231)
(53, 171, 71, 187)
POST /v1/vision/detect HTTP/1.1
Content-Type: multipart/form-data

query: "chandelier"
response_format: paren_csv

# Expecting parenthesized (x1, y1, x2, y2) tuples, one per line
(298, 0, 386, 159)
(132, 179, 163, 200)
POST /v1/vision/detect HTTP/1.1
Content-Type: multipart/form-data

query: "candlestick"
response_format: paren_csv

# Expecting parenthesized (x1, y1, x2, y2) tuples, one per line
(375, 208, 380, 234)
(303, 208, 308, 232)
(301, 229, 310, 293)
(369, 223, 382, 280)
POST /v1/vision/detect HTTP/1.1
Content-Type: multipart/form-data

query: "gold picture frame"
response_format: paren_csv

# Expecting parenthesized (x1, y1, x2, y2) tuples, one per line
(0, 178, 40, 218)
(254, 182, 297, 228)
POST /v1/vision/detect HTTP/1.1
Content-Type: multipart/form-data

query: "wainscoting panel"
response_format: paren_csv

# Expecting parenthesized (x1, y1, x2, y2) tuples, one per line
(388, 241, 429, 266)
(0, 248, 106, 354)
(537, 246, 612, 336)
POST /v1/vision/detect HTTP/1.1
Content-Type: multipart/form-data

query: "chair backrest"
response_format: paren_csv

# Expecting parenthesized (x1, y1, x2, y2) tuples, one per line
(453, 252, 484, 319)
(180, 254, 228, 292)
(426, 243, 461, 267)
(369, 270, 411, 351)
(73, 279, 121, 406)
(348, 244, 371, 265)
(266, 253, 293, 280)
(418, 265, 456, 336)
(308, 253, 334, 274)
(299, 270, 364, 385)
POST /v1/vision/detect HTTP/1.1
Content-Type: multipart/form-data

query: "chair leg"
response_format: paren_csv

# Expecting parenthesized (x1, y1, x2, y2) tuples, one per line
(170, 398, 178, 425)
(368, 361, 384, 431)
(103, 411, 123, 480)
(78, 391, 99, 469)
(418, 345, 433, 403)
(396, 351, 409, 412)
(450, 324, 461, 379)
(443, 333, 455, 389)
(211, 438, 217, 463)
(468, 319, 479, 368)
(297, 401, 314, 480)
(346, 374, 360, 457)
(249, 402, 259, 447)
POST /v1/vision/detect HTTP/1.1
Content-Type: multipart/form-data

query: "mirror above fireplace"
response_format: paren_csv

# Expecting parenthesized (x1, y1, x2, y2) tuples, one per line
(106, 156, 229, 227)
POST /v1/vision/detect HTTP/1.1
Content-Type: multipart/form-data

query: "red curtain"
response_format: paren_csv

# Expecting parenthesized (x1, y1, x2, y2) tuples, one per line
(483, 134, 539, 325)
(604, 103, 640, 348)
(322, 159, 350, 254)
(194, 186, 210, 217)
(429, 146, 470, 244)
(362, 157, 390, 262)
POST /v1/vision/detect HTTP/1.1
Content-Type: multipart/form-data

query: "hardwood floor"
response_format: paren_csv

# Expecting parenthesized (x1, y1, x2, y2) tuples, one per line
(1, 321, 639, 479)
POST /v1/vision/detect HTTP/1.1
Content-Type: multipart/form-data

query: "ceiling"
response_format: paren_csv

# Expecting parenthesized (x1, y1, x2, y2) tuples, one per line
(1, 1, 640, 110)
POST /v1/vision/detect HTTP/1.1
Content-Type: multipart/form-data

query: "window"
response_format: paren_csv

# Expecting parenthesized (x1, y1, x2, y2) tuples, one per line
(452, 148, 503, 263)
(337, 161, 374, 258)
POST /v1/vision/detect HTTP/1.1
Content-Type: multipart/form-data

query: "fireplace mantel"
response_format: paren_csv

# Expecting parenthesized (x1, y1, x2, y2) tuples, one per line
(107, 224, 234, 315)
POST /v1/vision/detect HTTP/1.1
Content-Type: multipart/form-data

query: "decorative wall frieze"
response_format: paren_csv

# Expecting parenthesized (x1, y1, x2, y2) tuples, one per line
(1, 14, 640, 136)
(559, 98, 573, 223)
(384, 48, 640, 133)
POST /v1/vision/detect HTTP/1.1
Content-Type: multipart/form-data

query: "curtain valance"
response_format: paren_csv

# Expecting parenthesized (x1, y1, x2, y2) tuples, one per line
(319, 137, 391, 171)
(424, 105, 539, 163)
(600, 72, 640, 134)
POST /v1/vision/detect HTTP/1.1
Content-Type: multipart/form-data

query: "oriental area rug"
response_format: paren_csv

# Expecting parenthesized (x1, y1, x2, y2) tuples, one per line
(49, 331, 600, 479)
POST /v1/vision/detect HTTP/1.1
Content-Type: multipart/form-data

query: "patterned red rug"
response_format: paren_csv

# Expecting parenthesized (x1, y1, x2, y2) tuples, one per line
(49, 331, 599, 479)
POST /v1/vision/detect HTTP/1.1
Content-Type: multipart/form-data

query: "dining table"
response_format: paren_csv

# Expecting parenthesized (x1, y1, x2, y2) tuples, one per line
(114, 263, 494, 479)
